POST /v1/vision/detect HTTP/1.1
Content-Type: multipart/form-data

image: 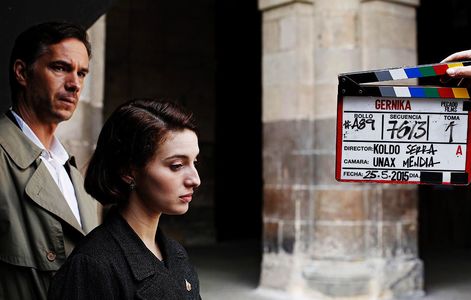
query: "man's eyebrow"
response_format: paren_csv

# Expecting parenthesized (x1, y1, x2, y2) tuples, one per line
(49, 60, 70, 67)
(50, 60, 89, 73)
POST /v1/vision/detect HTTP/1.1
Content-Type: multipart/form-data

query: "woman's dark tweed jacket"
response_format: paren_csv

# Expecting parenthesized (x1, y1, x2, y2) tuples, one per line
(48, 210, 201, 300)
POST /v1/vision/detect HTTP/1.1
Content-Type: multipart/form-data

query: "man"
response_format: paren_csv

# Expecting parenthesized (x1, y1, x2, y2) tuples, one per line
(0, 22, 98, 299)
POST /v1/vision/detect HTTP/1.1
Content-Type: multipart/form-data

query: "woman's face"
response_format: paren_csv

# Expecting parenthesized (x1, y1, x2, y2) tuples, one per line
(132, 129, 201, 215)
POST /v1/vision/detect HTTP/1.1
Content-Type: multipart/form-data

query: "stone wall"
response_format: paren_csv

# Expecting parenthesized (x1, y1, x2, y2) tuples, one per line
(259, 0, 423, 298)
(259, 0, 315, 292)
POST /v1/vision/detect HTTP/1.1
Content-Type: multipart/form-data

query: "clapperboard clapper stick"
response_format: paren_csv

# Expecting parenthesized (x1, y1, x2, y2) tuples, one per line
(336, 61, 471, 185)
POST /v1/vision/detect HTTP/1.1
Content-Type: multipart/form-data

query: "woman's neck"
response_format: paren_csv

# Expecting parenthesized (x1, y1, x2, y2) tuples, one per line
(120, 199, 163, 260)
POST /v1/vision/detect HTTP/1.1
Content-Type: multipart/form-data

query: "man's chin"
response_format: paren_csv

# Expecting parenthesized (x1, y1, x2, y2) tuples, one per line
(53, 110, 75, 123)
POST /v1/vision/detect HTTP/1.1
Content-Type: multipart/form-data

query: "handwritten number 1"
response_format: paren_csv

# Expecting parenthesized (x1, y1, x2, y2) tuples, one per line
(445, 121, 456, 143)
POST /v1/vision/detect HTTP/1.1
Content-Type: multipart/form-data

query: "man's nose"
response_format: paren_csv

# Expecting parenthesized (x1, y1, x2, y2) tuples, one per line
(64, 73, 81, 93)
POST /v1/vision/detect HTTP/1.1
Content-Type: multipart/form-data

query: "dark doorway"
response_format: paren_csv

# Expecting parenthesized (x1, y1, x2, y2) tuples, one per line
(417, 0, 471, 251)
(417, 0, 471, 65)
(417, 0, 471, 296)
(214, 1, 262, 242)
(104, 0, 263, 245)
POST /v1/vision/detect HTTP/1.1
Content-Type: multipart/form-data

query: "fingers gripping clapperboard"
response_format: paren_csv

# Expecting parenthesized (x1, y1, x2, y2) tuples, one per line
(336, 61, 471, 185)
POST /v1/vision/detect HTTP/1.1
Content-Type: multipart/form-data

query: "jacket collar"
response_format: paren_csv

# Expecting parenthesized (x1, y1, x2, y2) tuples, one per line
(105, 211, 188, 281)
(0, 113, 42, 169)
(0, 113, 97, 235)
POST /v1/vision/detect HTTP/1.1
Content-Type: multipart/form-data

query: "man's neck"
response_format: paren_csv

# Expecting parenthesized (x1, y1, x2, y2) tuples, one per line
(13, 105, 57, 150)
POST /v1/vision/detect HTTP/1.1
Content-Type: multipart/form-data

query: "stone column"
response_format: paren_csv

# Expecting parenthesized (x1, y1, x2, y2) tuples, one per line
(260, 0, 423, 298)
(306, 0, 422, 299)
(259, 0, 316, 295)
(56, 15, 106, 171)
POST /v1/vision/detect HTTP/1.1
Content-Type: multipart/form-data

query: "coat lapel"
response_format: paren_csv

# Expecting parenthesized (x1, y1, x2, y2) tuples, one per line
(0, 115, 41, 169)
(133, 236, 188, 300)
(106, 214, 189, 299)
(0, 114, 97, 235)
(107, 213, 158, 280)
(25, 159, 84, 234)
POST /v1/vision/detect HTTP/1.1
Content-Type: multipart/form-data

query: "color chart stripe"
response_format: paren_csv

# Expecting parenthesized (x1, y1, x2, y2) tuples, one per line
(362, 86, 471, 99)
(344, 61, 471, 84)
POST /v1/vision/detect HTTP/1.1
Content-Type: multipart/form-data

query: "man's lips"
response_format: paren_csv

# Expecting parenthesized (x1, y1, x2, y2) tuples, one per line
(59, 95, 78, 104)
(60, 98, 76, 103)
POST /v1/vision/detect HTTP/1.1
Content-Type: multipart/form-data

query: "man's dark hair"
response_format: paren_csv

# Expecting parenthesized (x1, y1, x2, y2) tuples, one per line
(9, 21, 92, 103)
(85, 99, 198, 206)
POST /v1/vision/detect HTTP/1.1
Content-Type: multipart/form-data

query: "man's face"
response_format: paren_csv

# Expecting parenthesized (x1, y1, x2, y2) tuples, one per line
(22, 38, 89, 124)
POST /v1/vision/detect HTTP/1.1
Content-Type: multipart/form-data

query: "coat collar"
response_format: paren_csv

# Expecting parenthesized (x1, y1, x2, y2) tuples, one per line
(105, 211, 188, 281)
(0, 113, 42, 169)
(0, 113, 97, 235)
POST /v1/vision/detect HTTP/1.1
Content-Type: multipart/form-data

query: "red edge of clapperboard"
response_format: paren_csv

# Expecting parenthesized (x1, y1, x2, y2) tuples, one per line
(466, 108, 471, 184)
(335, 61, 471, 185)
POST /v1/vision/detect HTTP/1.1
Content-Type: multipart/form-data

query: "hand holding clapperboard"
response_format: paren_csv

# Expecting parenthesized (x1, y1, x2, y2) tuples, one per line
(336, 61, 471, 185)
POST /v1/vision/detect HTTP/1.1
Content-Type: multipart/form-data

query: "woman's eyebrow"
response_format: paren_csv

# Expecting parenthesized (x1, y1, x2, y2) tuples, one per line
(163, 154, 188, 161)
(163, 153, 199, 161)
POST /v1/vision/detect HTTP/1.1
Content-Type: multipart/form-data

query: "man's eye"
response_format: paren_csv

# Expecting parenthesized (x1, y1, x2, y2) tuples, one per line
(52, 65, 65, 71)
(78, 71, 88, 78)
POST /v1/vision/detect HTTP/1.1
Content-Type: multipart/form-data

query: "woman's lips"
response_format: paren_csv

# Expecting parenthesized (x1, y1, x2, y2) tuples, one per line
(180, 194, 193, 203)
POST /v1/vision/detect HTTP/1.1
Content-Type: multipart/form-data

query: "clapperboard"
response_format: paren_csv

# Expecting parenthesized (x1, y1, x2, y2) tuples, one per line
(336, 61, 471, 185)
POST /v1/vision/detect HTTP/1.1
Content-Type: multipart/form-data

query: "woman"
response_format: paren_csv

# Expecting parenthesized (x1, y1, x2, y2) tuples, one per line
(48, 99, 202, 299)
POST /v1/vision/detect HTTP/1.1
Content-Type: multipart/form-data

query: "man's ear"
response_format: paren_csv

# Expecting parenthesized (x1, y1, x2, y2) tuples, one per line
(13, 59, 28, 87)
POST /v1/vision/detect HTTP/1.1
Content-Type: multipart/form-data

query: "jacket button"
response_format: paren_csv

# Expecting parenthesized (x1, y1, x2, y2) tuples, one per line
(46, 251, 56, 262)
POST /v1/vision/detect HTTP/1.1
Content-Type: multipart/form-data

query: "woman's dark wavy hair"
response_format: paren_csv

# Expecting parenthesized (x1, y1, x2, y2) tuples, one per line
(84, 99, 197, 206)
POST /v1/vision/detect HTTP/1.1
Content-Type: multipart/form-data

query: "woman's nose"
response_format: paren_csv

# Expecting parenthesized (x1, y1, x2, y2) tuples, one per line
(185, 167, 201, 188)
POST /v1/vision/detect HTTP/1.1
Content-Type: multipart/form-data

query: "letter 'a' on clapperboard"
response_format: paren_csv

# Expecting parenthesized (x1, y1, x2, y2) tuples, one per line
(336, 61, 471, 185)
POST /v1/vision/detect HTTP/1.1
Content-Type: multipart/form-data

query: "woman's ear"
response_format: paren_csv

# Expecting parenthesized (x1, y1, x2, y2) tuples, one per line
(121, 166, 138, 184)
(13, 59, 28, 87)
(121, 174, 134, 185)
(121, 174, 136, 191)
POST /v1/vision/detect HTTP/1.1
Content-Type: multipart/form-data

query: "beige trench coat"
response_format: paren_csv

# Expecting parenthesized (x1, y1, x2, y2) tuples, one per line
(0, 114, 98, 300)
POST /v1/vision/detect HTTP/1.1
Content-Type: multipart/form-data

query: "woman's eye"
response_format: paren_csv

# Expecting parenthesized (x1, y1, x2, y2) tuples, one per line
(170, 164, 183, 171)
